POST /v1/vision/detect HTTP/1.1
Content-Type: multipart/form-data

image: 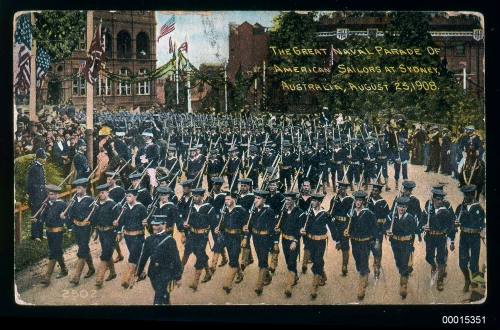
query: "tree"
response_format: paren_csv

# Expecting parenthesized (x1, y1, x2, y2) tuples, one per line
(32, 11, 86, 62)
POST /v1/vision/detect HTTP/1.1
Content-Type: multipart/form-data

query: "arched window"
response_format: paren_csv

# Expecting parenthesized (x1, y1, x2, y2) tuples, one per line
(137, 69, 150, 95)
(102, 30, 113, 57)
(117, 30, 132, 58)
(118, 68, 131, 96)
(136, 32, 150, 59)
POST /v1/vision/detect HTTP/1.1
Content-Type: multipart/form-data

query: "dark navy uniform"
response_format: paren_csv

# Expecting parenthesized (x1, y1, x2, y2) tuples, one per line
(280, 149, 297, 190)
(136, 230, 183, 305)
(367, 195, 390, 275)
(41, 199, 67, 260)
(91, 199, 118, 262)
(137, 188, 153, 209)
(118, 202, 147, 264)
(187, 154, 206, 181)
(184, 201, 215, 270)
(248, 204, 277, 269)
(456, 199, 485, 277)
(153, 202, 182, 234)
(226, 155, 241, 190)
(68, 194, 94, 259)
(329, 193, 354, 252)
(302, 207, 334, 277)
(346, 205, 378, 277)
(387, 209, 418, 277)
(279, 207, 306, 274)
(220, 204, 248, 269)
(330, 143, 347, 188)
(207, 191, 227, 254)
(163, 156, 181, 190)
(246, 153, 261, 189)
(207, 155, 224, 191)
(238, 192, 255, 212)
(136, 141, 160, 171)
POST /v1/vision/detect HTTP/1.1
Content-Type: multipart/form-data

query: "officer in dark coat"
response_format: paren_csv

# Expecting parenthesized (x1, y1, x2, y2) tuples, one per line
(455, 185, 485, 293)
(420, 188, 456, 291)
(38, 184, 68, 286)
(217, 192, 248, 294)
(386, 196, 418, 299)
(243, 189, 276, 296)
(183, 188, 215, 290)
(367, 183, 390, 279)
(73, 140, 90, 179)
(26, 148, 48, 240)
(114, 188, 147, 289)
(63, 178, 95, 286)
(91, 183, 119, 288)
(328, 182, 353, 276)
(300, 193, 334, 300)
(136, 215, 183, 305)
(344, 190, 378, 301)
(275, 191, 306, 297)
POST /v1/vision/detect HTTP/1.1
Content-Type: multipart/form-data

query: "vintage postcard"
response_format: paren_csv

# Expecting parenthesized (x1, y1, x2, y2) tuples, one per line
(13, 10, 486, 307)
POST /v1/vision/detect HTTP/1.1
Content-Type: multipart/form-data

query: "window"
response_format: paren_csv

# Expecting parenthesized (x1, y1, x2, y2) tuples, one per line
(78, 31, 86, 51)
(137, 69, 150, 95)
(117, 30, 132, 58)
(72, 68, 86, 96)
(455, 45, 465, 56)
(118, 68, 131, 96)
(97, 76, 111, 96)
(103, 31, 112, 58)
(136, 32, 150, 59)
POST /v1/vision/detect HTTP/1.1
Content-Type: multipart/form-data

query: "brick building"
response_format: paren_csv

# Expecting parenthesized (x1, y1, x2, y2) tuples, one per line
(42, 10, 157, 111)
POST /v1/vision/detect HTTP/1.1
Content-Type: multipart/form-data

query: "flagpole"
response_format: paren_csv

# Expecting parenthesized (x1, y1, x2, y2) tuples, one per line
(85, 10, 94, 170)
(175, 39, 179, 106)
(29, 12, 37, 122)
(262, 60, 266, 111)
(186, 34, 192, 114)
(224, 60, 228, 113)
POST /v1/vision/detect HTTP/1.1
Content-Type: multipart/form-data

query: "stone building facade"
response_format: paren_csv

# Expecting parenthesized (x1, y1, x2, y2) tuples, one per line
(42, 10, 157, 111)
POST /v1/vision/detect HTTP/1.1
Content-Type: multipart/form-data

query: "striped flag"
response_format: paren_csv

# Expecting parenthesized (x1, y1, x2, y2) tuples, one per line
(158, 16, 175, 42)
(178, 41, 188, 53)
(36, 47, 51, 88)
(81, 22, 105, 84)
(13, 14, 32, 95)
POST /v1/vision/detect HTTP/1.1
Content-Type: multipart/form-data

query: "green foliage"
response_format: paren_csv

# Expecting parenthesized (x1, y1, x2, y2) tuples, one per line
(33, 11, 86, 62)
(267, 11, 484, 130)
(14, 154, 64, 204)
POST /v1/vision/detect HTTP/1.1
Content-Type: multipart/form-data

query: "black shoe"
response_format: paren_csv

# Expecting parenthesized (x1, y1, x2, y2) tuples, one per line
(235, 273, 244, 284)
(223, 286, 231, 294)
(285, 290, 292, 298)
(255, 288, 263, 296)
(106, 273, 117, 281)
(310, 293, 317, 300)
(302, 266, 307, 274)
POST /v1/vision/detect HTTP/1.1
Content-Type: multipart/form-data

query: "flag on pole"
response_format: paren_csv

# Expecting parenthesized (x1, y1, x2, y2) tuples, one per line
(178, 41, 188, 53)
(169, 36, 174, 53)
(78, 60, 86, 76)
(158, 16, 175, 42)
(330, 44, 340, 68)
(13, 14, 32, 95)
(36, 47, 51, 88)
(81, 21, 105, 84)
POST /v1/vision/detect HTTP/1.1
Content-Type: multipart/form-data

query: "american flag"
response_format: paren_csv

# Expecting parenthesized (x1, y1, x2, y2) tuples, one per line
(36, 47, 51, 88)
(158, 16, 175, 42)
(14, 14, 32, 95)
(81, 22, 105, 84)
(78, 60, 86, 76)
(178, 41, 188, 53)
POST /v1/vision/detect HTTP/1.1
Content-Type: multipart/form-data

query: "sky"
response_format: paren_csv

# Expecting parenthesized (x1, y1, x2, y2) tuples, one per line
(155, 11, 280, 67)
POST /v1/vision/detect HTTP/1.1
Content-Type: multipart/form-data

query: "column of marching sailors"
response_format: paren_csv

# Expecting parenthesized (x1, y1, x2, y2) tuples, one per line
(34, 173, 484, 305)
